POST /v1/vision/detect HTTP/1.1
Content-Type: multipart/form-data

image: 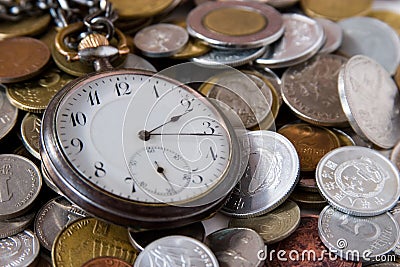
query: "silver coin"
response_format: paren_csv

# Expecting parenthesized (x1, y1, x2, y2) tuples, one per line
(205, 228, 264, 267)
(0, 210, 35, 239)
(251, 66, 282, 104)
(338, 17, 400, 76)
(316, 18, 343, 54)
(128, 221, 205, 251)
(390, 201, 400, 256)
(20, 113, 41, 160)
(319, 205, 399, 262)
(0, 85, 18, 141)
(316, 146, 400, 216)
(40, 163, 63, 196)
(134, 235, 219, 267)
(390, 141, 400, 171)
(222, 130, 299, 217)
(338, 55, 400, 149)
(255, 13, 325, 69)
(206, 71, 273, 129)
(0, 229, 40, 266)
(191, 46, 267, 67)
(117, 53, 157, 72)
(133, 23, 189, 58)
(282, 54, 348, 126)
(0, 154, 41, 219)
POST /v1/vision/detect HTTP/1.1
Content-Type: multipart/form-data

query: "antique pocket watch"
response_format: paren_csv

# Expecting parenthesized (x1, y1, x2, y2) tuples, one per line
(40, 25, 242, 229)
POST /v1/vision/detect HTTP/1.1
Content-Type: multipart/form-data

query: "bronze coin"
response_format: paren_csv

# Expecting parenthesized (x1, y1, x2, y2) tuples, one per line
(265, 215, 362, 266)
(0, 37, 50, 83)
(278, 123, 341, 171)
(297, 171, 318, 192)
(82, 257, 131, 267)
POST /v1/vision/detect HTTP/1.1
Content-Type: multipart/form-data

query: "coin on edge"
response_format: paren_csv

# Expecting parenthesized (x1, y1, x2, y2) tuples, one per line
(0, 230, 40, 266)
(0, 210, 35, 238)
(229, 200, 300, 244)
(52, 217, 136, 266)
(338, 55, 400, 149)
(316, 146, 400, 216)
(0, 86, 18, 141)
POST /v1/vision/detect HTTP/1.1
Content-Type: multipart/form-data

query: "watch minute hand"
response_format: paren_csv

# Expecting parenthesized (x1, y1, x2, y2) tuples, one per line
(150, 133, 223, 136)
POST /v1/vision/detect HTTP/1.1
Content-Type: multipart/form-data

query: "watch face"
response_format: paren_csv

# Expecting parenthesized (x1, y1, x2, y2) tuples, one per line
(54, 69, 232, 205)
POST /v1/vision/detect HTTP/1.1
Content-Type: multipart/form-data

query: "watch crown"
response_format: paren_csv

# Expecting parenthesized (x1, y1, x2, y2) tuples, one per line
(78, 33, 110, 51)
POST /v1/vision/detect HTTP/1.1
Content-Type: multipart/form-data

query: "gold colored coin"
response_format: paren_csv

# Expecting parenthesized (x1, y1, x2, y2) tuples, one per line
(395, 63, 400, 90)
(52, 218, 137, 267)
(110, 0, 174, 19)
(39, 27, 58, 50)
(229, 200, 300, 244)
(21, 113, 41, 159)
(0, 14, 51, 39)
(278, 123, 341, 171)
(300, 0, 373, 21)
(332, 128, 355, 147)
(6, 66, 74, 113)
(82, 257, 132, 267)
(203, 7, 267, 36)
(368, 10, 400, 35)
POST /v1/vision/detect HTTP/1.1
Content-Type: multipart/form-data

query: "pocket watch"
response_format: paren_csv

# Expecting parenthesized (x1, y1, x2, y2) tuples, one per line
(40, 28, 241, 229)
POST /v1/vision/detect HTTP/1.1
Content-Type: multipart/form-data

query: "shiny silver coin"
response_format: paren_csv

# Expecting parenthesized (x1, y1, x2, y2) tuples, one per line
(338, 55, 400, 149)
(205, 228, 264, 267)
(187, 1, 284, 49)
(34, 196, 87, 251)
(117, 53, 157, 72)
(0, 85, 18, 141)
(134, 23, 189, 58)
(0, 230, 40, 266)
(338, 17, 400, 76)
(390, 141, 400, 171)
(191, 45, 267, 67)
(316, 18, 343, 54)
(0, 154, 41, 219)
(222, 130, 299, 217)
(0, 210, 35, 238)
(390, 201, 400, 256)
(319, 205, 399, 262)
(282, 54, 348, 126)
(255, 13, 325, 69)
(128, 221, 205, 251)
(134, 235, 219, 267)
(20, 113, 41, 159)
(316, 146, 400, 216)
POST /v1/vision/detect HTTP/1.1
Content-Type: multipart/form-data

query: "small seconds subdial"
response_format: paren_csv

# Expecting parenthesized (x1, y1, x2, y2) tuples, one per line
(129, 146, 191, 199)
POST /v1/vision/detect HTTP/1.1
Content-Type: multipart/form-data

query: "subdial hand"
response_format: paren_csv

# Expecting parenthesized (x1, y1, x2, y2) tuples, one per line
(154, 161, 177, 194)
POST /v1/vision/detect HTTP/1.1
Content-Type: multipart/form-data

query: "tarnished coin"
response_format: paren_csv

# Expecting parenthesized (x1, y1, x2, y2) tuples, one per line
(134, 23, 189, 58)
(117, 53, 157, 72)
(278, 123, 341, 171)
(282, 54, 348, 126)
(318, 205, 399, 262)
(6, 66, 75, 113)
(390, 202, 400, 256)
(52, 218, 136, 266)
(0, 154, 42, 219)
(0, 37, 50, 83)
(128, 221, 205, 251)
(191, 45, 267, 67)
(222, 130, 299, 217)
(0, 14, 51, 39)
(315, 18, 343, 54)
(21, 113, 41, 159)
(205, 228, 264, 267)
(134, 235, 218, 267)
(0, 230, 40, 267)
(0, 86, 18, 141)
(300, 0, 372, 21)
(266, 215, 361, 266)
(338, 55, 400, 149)
(35, 196, 87, 251)
(390, 141, 400, 171)
(0, 210, 35, 238)
(297, 171, 319, 192)
(187, 1, 284, 49)
(82, 257, 132, 267)
(229, 200, 301, 244)
(338, 17, 400, 75)
(255, 14, 325, 69)
(316, 146, 400, 216)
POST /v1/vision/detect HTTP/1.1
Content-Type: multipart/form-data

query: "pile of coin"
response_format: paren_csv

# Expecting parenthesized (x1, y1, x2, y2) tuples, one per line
(0, 0, 400, 266)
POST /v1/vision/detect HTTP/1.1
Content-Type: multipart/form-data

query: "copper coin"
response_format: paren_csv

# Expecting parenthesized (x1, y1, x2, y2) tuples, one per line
(265, 215, 362, 266)
(82, 257, 131, 267)
(278, 123, 341, 171)
(0, 37, 50, 83)
(297, 171, 318, 192)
